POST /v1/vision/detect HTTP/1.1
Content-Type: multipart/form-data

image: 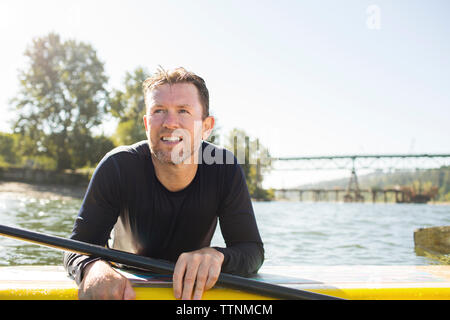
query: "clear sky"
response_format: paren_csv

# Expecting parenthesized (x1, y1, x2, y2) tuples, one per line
(0, 0, 449, 187)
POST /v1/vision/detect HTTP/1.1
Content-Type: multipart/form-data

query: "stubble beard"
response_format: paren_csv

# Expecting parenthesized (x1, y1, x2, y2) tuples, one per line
(151, 148, 190, 165)
(150, 138, 199, 165)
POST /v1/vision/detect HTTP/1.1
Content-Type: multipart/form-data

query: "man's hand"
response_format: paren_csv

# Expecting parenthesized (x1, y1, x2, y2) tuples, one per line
(78, 260, 136, 300)
(173, 247, 224, 300)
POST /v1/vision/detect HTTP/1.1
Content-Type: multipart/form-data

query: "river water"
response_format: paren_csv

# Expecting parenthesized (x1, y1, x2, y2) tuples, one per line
(0, 190, 449, 267)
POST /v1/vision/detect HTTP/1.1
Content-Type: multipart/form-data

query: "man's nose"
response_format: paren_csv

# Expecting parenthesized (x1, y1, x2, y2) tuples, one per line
(162, 111, 179, 128)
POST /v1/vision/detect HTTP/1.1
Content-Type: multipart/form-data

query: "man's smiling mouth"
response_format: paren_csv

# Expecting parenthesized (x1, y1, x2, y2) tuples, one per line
(161, 136, 183, 143)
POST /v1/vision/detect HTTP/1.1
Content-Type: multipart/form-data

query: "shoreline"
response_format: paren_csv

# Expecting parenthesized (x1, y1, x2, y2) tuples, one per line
(1, 180, 449, 205)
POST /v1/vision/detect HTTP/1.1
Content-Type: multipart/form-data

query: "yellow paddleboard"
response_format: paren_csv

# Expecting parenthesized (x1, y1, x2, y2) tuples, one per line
(1, 265, 450, 300)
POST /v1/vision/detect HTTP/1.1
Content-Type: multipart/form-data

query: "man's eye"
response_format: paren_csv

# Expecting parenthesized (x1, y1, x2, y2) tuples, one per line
(179, 109, 189, 114)
(153, 109, 164, 114)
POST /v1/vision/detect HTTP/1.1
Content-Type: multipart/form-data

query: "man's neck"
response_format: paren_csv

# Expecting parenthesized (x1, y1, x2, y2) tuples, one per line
(151, 154, 198, 192)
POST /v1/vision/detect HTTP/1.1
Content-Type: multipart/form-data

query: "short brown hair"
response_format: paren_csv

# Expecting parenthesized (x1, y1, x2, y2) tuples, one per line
(143, 67, 210, 119)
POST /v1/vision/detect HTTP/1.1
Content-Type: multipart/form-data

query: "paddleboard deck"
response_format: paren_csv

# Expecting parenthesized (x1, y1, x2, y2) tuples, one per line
(1, 265, 450, 300)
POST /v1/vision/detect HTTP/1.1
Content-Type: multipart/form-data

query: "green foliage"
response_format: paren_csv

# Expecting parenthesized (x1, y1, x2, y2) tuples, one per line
(20, 155, 58, 170)
(224, 128, 273, 201)
(0, 132, 19, 164)
(368, 167, 450, 201)
(110, 67, 149, 146)
(112, 119, 146, 146)
(11, 33, 109, 171)
(69, 134, 115, 169)
(90, 135, 115, 165)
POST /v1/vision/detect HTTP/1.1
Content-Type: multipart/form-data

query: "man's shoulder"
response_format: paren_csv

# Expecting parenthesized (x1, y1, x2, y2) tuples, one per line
(95, 141, 150, 172)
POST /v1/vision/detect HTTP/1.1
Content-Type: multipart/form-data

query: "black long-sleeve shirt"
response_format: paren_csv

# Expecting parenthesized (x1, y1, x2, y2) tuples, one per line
(63, 141, 264, 284)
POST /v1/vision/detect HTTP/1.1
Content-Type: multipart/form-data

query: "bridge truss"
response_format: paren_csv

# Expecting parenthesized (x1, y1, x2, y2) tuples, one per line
(271, 154, 450, 171)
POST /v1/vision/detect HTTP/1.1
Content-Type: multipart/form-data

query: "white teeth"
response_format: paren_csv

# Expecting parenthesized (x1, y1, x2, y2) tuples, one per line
(162, 136, 181, 141)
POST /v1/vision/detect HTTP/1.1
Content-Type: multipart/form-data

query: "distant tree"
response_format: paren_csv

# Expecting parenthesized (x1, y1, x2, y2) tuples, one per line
(437, 167, 450, 201)
(110, 67, 149, 146)
(0, 132, 19, 165)
(88, 135, 116, 166)
(11, 33, 109, 171)
(225, 128, 273, 200)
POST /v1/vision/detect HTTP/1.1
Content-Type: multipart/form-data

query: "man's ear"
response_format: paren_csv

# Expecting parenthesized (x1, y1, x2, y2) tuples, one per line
(202, 116, 215, 140)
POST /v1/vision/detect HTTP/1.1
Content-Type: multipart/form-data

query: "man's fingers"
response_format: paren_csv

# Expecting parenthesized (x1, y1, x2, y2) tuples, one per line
(205, 263, 221, 291)
(173, 257, 187, 299)
(173, 248, 225, 300)
(181, 256, 201, 300)
(123, 280, 136, 300)
(192, 261, 210, 300)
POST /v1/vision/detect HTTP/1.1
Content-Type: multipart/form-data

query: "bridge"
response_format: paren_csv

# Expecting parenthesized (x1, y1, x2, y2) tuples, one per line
(271, 153, 450, 171)
(268, 153, 450, 203)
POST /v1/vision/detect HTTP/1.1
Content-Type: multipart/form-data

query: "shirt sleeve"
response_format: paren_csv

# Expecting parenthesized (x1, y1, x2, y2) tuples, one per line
(63, 154, 121, 285)
(214, 160, 265, 277)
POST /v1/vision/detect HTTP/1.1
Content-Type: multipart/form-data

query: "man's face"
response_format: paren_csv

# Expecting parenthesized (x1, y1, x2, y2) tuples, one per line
(143, 82, 214, 165)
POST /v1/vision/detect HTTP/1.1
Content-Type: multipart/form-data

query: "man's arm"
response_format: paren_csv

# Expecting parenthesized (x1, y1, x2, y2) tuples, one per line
(63, 155, 134, 299)
(215, 160, 265, 276)
(214, 242, 264, 276)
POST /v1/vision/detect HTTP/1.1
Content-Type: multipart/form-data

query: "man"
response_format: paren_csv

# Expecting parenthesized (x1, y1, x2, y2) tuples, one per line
(63, 67, 264, 300)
